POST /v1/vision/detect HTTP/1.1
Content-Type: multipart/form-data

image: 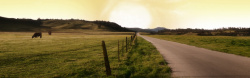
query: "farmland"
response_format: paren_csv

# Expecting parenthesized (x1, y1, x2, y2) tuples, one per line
(146, 35, 250, 57)
(0, 32, 170, 77)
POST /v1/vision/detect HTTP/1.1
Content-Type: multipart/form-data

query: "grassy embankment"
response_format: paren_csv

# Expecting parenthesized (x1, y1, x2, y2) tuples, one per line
(146, 35, 250, 57)
(0, 32, 170, 77)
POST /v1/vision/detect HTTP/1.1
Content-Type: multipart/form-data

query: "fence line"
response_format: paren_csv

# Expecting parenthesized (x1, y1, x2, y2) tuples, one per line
(101, 32, 137, 76)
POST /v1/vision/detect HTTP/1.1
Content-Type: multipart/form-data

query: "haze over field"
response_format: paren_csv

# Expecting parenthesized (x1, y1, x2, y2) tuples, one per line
(1, 0, 250, 29)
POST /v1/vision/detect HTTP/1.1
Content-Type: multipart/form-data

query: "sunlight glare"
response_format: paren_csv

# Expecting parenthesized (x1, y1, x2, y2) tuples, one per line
(109, 2, 151, 29)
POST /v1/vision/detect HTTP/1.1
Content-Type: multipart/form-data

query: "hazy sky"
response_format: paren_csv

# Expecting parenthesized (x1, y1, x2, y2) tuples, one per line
(1, 0, 250, 29)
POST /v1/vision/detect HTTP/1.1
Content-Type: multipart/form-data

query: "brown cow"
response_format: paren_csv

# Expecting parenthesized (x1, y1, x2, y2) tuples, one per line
(48, 31, 52, 35)
(32, 32, 42, 38)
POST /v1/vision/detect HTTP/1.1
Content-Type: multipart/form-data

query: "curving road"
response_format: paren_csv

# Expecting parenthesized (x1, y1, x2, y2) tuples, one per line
(140, 35, 250, 78)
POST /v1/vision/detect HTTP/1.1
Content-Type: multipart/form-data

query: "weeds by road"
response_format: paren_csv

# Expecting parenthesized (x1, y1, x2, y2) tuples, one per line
(120, 37, 171, 78)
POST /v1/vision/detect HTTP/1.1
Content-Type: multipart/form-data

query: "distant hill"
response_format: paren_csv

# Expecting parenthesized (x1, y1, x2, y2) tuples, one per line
(149, 27, 167, 32)
(0, 16, 133, 32)
(0, 16, 49, 32)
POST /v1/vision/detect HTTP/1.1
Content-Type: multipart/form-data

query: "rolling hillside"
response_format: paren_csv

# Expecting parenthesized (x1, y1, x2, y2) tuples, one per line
(0, 16, 133, 32)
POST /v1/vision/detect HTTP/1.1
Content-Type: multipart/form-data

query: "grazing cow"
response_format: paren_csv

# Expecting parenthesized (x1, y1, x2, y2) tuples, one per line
(32, 32, 42, 38)
(48, 31, 52, 35)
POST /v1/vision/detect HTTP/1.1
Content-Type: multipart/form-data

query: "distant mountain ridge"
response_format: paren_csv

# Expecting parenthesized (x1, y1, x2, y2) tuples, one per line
(150, 27, 167, 32)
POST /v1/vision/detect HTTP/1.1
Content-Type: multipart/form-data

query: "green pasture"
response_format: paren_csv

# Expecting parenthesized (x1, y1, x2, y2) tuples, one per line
(0, 32, 170, 77)
(146, 35, 250, 57)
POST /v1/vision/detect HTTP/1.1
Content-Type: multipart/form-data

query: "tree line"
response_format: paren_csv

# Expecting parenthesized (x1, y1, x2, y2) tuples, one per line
(157, 27, 250, 36)
(0, 16, 42, 26)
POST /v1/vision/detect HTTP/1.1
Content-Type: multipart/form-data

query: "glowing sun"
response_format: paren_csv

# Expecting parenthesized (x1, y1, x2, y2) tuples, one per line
(109, 2, 152, 29)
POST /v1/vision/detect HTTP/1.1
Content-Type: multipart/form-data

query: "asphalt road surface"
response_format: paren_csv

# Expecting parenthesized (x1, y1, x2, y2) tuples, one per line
(140, 35, 250, 78)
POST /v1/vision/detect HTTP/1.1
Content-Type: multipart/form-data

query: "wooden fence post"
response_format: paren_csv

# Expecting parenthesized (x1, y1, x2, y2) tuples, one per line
(128, 38, 131, 48)
(118, 40, 120, 61)
(122, 40, 124, 56)
(102, 41, 111, 76)
(130, 36, 133, 46)
(131, 36, 132, 41)
(135, 35, 138, 44)
(132, 34, 137, 45)
(126, 37, 128, 52)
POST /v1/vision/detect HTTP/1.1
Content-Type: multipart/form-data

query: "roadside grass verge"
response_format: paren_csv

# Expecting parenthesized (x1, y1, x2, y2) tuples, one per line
(0, 32, 171, 77)
(146, 35, 250, 57)
(120, 37, 171, 78)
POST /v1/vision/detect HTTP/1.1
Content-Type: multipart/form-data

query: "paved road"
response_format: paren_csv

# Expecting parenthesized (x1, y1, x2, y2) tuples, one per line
(140, 35, 250, 78)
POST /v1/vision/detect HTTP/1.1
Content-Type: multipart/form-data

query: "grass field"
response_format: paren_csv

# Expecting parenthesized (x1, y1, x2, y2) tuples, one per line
(0, 32, 170, 77)
(146, 35, 250, 57)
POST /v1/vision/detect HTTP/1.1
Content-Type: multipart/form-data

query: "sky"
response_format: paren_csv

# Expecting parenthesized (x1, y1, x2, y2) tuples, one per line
(1, 0, 250, 29)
